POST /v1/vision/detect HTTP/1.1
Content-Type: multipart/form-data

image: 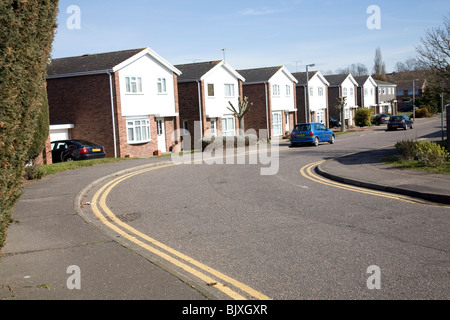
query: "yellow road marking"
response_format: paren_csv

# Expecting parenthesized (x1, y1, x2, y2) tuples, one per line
(300, 161, 450, 208)
(90, 164, 271, 300)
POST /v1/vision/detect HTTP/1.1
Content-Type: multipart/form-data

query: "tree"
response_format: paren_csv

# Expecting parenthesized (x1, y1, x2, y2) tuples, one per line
(0, 0, 59, 250)
(335, 96, 347, 132)
(373, 47, 387, 81)
(227, 96, 253, 135)
(416, 14, 450, 94)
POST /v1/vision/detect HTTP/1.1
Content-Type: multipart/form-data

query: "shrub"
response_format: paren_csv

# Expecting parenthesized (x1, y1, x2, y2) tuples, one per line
(415, 107, 432, 118)
(416, 140, 449, 168)
(354, 108, 373, 127)
(24, 163, 44, 180)
(395, 140, 419, 161)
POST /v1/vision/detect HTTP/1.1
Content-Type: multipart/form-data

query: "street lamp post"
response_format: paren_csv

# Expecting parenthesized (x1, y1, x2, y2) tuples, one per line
(412, 79, 419, 123)
(306, 64, 315, 123)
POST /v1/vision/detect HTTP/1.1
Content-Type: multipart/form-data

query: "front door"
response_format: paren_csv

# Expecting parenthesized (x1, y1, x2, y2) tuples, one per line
(156, 118, 166, 153)
(210, 119, 217, 137)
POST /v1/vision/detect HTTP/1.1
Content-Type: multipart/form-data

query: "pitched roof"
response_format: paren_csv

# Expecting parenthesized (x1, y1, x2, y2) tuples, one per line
(237, 66, 282, 83)
(291, 71, 318, 85)
(324, 74, 352, 86)
(47, 48, 145, 76)
(47, 47, 181, 78)
(353, 75, 376, 87)
(374, 79, 397, 87)
(175, 61, 222, 82)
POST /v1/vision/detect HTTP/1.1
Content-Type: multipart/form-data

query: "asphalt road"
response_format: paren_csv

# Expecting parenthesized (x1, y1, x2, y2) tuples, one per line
(81, 116, 449, 300)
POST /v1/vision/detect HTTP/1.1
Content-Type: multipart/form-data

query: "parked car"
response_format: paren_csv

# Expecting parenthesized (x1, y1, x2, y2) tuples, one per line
(51, 140, 106, 163)
(398, 105, 417, 112)
(329, 117, 341, 128)
(371, 113, 391, 125)
(387, 115, 414, 131)
(291, 123, 335, 147)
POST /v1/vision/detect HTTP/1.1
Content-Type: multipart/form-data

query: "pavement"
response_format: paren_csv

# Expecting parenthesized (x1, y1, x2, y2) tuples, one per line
(0, 142, 449, 300)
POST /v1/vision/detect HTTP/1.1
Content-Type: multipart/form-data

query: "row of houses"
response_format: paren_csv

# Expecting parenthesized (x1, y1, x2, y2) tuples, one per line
(42, 47, 398, 163)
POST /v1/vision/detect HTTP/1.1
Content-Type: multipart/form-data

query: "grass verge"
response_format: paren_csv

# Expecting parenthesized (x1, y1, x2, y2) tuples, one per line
(383, 154, 450, 175)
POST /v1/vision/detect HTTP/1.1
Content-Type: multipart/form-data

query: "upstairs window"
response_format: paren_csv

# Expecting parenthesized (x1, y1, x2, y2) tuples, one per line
(157, 78, 167, 94)
(208, 84, 215, 97)
(125, 76, 143, 94)
(318, 87, 324, 96)
(224, 84, 235, 97)
(272, 84, 280, 96)
(286, 85, 291, 96)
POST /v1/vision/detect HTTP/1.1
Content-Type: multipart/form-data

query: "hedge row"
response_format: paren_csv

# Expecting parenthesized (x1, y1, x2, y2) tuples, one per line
(0, 1, 59, 251)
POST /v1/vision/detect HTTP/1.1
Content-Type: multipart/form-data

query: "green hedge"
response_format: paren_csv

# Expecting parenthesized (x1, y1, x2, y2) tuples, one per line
(0, 1, 59, 251)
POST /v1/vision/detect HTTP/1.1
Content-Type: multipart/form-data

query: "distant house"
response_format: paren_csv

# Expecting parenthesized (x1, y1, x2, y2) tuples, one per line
(324, 74, 359, 127)
(292, 71, 330, 126)
(375, 80, 397, 114)
(175, 60, 245, 141)
(237, 66, 298, 139)
(354, 75, 377, 109)
(395, 79, 426, 110)
(46, 48, 182, 159)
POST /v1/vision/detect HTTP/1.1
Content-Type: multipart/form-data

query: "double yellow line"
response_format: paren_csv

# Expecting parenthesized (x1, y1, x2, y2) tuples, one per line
(90, 163, 271, 300)
(300, 160, 449, 207)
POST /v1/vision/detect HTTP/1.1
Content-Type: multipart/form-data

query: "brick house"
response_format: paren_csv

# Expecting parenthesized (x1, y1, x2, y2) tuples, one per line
(46, 47, 182, 159)
(395, 79, 426, 110)
(354, 75, 377, 110)
(237, 66, 298, 139)
(374, 80, 397, 114)
(292, 71, 330, 127)
(175, 60, 245, 144)
(325, 74, 359, 127)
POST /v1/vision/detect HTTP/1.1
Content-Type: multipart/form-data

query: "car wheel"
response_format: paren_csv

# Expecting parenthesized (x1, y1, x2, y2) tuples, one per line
(64, 156, 74, 162)
(313, 137, 319, 147)
(329, 135, 335, 144)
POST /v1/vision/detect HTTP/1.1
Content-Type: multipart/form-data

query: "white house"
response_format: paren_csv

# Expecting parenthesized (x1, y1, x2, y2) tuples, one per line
(176, 60, 245, 139)
(292, 71, 330, 126)
(325, 73, 359, 127)
(354, 75, 377, 109)
(47, 47, 182, 158)
(238, 66, 298, 138)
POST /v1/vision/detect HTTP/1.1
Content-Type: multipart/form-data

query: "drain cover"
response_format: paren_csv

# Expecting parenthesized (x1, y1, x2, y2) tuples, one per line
(116, 212, 142, 223)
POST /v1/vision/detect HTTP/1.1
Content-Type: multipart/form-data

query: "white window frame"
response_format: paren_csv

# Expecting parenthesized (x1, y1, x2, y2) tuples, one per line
(224, 84, 235, 97)
(343, 87, 348, 96)
(318, 87, 324, 96)
(350, 87, 354, 96)
(157, 77, 167, 94)
(272, 84, 280, 97)
(310, 86, 314, 96)
(286, 85, 291, 97)
(272, 112, 282, 137)
(221, 117, 235, 136)
(125, 76, 143, 94)
(126, 117, 151, 144)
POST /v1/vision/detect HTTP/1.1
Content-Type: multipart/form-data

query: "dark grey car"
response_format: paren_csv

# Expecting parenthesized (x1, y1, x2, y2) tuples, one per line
(387, 115, 414, 131)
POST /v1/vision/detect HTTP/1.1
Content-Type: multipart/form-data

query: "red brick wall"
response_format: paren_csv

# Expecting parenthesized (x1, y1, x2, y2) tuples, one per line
(178, 81, 201, 138)
(242, 83, 271, 138)
(47, 74, 116, 158)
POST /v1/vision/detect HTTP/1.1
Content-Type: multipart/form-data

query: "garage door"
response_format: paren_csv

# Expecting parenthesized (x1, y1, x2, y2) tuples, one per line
(50, 124, 74, 142)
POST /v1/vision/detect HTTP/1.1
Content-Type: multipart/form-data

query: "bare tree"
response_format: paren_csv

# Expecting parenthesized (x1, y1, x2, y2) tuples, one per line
(335, 96, 347, 132)
(373, 47, 387, 81)
(227, 96, 253, 135)
(416, 14, 450, 94)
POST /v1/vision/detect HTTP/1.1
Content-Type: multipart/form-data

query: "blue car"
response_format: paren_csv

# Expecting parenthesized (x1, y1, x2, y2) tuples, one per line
(290, 123, 335, 147)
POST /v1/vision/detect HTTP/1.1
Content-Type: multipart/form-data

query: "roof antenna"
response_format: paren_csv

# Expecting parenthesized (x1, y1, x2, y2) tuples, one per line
(221, 48, 228, 61)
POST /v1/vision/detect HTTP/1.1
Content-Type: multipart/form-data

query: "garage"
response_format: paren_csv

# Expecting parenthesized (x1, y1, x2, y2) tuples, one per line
(50, 123, 74, 142)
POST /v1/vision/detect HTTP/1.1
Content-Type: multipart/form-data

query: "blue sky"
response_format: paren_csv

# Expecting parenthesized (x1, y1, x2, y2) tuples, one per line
(52, 0, 448, 74)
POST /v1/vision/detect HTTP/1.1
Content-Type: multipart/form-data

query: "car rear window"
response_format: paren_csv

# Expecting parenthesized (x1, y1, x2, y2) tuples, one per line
(294, 124, 311, 131)
(75, 140, 98, 146)
(390, 116, 403, 122)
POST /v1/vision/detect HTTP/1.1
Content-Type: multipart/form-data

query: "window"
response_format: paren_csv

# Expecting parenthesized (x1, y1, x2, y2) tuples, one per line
(125, 76, 143, 93)
(224, 84, 235, 97)
(157, 78, 167, 94)
(309, 87, 314, 96)
(350, 87, 354, 96)
(364, 88, 368, 96)
(272, 85, 280, 96)
(222, 117, 235, 136)
(370, 88, 374, 95)
(286, 85, 291, 96)
(272, 112, 282, 136)
(208, 84, 215, 97)
(343, 87, 348, 96)
(127, 118, 151, 144)
(318, 87, 324, 96)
